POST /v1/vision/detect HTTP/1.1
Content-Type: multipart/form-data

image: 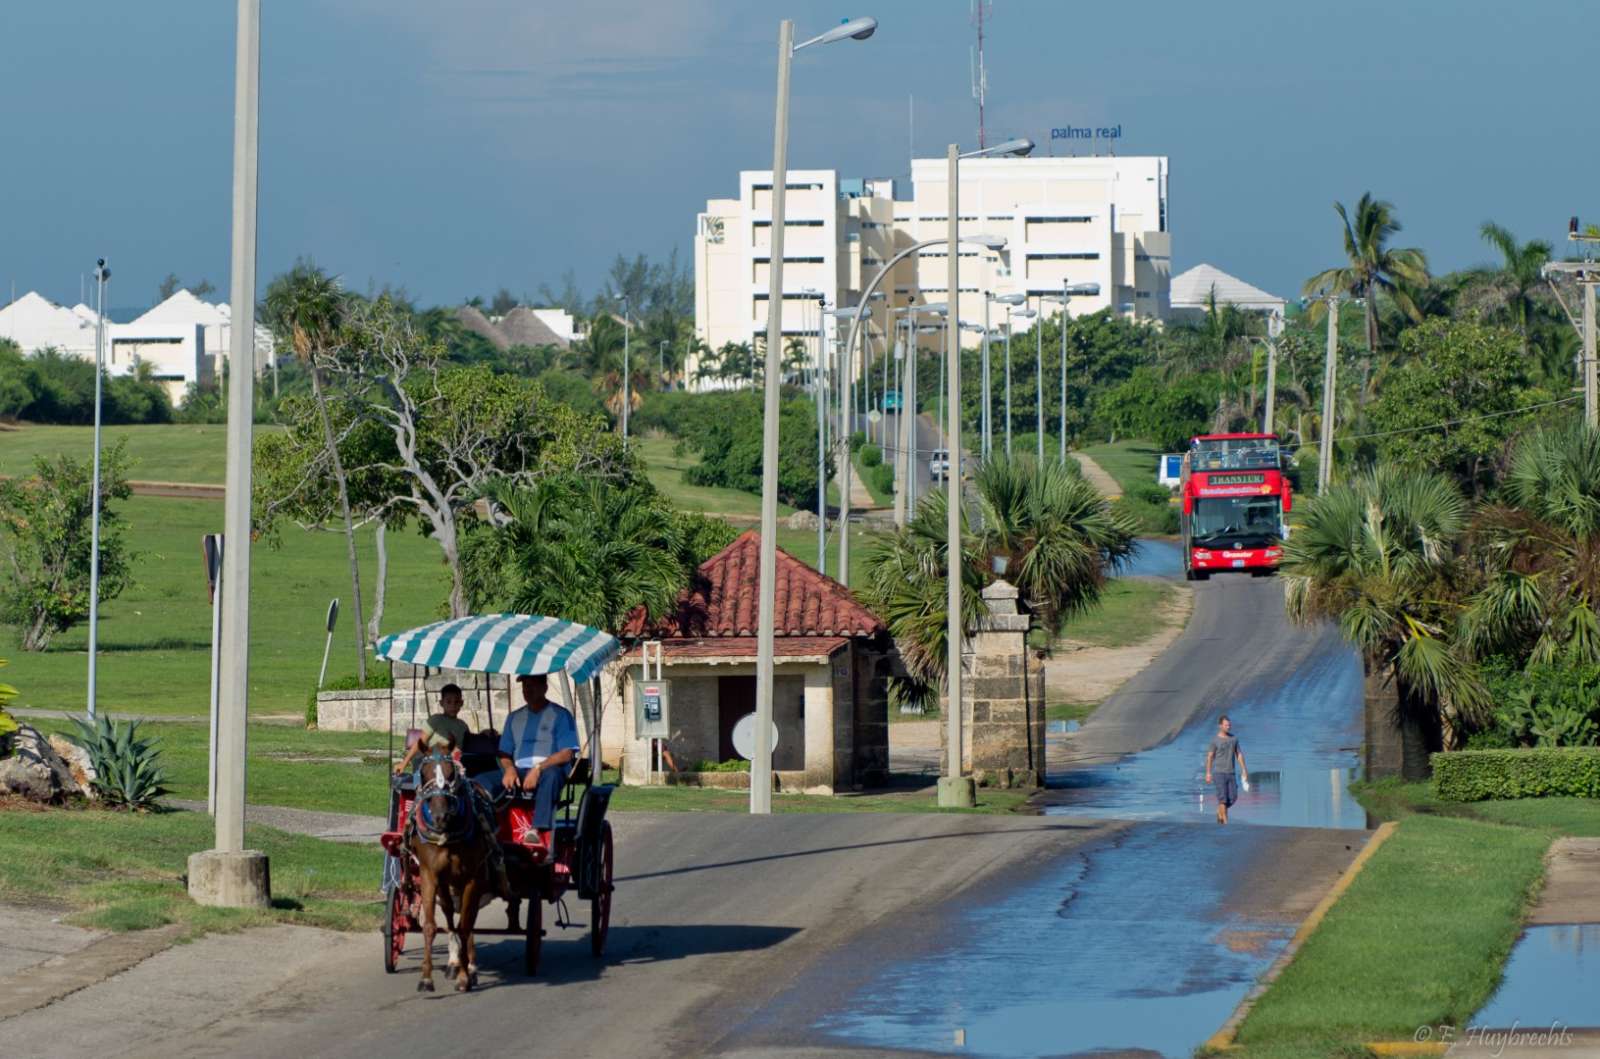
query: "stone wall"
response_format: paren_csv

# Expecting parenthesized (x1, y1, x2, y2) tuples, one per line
(940, 580, 1047, 788)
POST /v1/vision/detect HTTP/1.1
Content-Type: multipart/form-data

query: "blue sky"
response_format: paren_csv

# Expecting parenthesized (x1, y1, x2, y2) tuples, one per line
(5, 0, 1594, 312)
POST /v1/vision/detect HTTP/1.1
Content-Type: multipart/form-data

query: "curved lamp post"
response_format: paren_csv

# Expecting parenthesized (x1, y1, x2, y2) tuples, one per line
(752, 15, 876, 815)
(836, 237, 1003, 574)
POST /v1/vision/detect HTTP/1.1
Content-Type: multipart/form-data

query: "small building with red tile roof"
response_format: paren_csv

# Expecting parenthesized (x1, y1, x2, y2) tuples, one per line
(609, 531, 894, 793)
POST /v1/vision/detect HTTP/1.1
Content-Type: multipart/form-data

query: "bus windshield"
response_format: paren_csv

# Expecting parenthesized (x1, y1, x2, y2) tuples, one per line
(1191, 438, 1280, 471)
(1190, 496, 1282, 546)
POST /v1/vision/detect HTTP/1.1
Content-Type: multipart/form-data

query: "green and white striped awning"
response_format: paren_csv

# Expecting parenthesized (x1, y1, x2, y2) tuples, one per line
(374, 614, 621, 683)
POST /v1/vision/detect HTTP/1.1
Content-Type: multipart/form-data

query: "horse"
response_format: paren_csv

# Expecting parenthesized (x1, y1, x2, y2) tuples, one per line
(406, 752, 497, 993)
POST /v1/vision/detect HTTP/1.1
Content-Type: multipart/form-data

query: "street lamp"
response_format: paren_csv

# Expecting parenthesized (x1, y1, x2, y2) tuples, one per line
(836, 238, 1002, 580)
(984, 292, 1025, 458)
(1041, 282, 1100, 464)
(620, 295, 631, 449)
(86, 258, 110, 721)
(939, 135, 1032, 810)
(190, 0, 269, 909)
(752, 15, 876, 815)
(1006, 308, 1035, 456)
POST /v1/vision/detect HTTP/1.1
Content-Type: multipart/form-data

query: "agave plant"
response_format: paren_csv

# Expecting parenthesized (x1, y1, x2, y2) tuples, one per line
(68, 714, 170, 809)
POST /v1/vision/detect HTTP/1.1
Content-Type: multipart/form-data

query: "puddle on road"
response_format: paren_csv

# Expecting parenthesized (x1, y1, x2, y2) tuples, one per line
(1046, 641, 1366, 830)
(1122, 537, 1184, 579)
(815, 823, 1292, 1058)
(1473, 925, 1600, 1028)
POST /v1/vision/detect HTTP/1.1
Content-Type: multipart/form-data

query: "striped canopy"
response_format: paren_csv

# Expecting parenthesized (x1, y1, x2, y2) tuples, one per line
(374, 614, 621, 683)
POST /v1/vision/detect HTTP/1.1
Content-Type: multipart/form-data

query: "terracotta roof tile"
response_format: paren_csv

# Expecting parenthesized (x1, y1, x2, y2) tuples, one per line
(634, 636, 850, 661)
(621, 531, 885, 641)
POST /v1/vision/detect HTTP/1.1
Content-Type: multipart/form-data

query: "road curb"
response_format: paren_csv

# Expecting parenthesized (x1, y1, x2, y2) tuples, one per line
(0, 923, 185, 1020)
(1202, 820, 1400, 1052)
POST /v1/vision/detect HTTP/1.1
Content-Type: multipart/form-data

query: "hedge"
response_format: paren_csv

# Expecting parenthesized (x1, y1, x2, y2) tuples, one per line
(1431, 747, 1600, 802)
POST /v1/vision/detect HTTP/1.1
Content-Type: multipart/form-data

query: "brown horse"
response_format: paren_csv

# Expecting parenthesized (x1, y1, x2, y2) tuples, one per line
(406, 753, 496, 993)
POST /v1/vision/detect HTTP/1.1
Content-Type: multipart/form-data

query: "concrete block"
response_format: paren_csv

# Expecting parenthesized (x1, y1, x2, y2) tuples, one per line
(937, 775, 976, 808)
(187, 850, 271, 909)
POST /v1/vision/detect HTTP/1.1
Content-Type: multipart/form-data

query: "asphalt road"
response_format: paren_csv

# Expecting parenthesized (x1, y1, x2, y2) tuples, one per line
(5, 579, 1369, 1059)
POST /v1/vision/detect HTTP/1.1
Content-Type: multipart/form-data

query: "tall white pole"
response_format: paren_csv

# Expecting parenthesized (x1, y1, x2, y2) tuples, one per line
(1585, 282, 1597, 430)
(1318, 296, 1339, 494)
(216, 0, 260, 856)
(939, 142, 974, 807)
(981, 298, 991, 458)
(816, 301, 826, 574)
(621, 299, 631, 449)
(839, 312, 854, 584)
(1004, 305, 1013, 457)
(1036, 310, 1044, 463)
(1060, 287, 1069, 464)
(86, 263, 108, 721)
(1263, 336, 1278, 436)
(751, 20, 792, 815)
(207, 539, 223, 815)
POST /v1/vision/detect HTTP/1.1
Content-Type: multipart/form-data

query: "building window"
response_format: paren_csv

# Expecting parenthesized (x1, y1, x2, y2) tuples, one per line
(754, 256, 825, 264)
(752, 219, 825, 228)
(755, 292, 830, 301)
(1027, 215, 1092, 223)
(1026, 252, 1101, 261)
(752, 182, 825, 191)
(1136, 291, 1152, 299)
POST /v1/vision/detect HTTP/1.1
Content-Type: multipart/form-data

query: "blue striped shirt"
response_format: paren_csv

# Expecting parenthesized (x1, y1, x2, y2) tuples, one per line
(499, 702, 580, 769)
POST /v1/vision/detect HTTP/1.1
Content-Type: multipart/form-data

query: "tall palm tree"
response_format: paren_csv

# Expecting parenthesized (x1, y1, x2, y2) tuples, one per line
(262, 262, 367, 681)
(1303, 193, 1430, 354)
(1463, 421, 1600, 667)
(1282, 466, 1485, 770)
(1477, 222, 1553, 359)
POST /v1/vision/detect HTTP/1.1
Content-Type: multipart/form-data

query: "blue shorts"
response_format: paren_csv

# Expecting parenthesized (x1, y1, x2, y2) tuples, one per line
(1214, 773, 1238, 807)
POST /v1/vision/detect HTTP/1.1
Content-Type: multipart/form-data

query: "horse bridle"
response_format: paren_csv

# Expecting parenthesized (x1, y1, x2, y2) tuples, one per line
(412, 753, 474, 846)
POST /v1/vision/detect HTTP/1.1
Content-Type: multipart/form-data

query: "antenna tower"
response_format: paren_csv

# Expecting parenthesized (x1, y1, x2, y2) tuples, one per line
(970, 1, 992, 149)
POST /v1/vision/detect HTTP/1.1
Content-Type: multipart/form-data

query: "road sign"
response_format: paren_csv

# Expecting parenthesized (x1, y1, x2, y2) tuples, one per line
(866, 410, 882, 425)
(201, 534, 224, 604)
(324, 598, 340, 634)
(732, 712, 780, 761)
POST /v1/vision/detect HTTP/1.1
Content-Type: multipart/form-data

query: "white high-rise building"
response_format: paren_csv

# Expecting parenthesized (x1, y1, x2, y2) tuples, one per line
(691, 155, 1171, 388)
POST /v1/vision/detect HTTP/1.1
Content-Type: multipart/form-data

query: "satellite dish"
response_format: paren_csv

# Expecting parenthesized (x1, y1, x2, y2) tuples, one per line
(732, 712, 780, 761)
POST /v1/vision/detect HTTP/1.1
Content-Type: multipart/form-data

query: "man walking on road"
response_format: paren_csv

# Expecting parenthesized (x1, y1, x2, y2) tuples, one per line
(1205, 714, 1249, 824)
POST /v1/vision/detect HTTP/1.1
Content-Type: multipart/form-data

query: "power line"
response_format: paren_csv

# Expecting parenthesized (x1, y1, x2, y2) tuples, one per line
(1335, 395, 1581, 443)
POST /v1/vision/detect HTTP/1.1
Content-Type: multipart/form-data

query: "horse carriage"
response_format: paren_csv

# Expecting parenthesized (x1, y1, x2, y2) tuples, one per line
(374, 615, 619, 989)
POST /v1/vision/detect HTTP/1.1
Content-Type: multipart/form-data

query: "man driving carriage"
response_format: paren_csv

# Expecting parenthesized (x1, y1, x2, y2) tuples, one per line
(493, 673, 581, 840)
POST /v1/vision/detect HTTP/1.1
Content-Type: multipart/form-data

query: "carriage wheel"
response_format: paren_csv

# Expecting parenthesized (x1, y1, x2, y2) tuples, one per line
(383, 887, 405, 973)
(590, 822, 613, 958)
(523, 892, 543, 976)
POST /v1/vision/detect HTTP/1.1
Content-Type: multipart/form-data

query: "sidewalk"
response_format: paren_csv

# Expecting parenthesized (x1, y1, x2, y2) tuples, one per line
(1071, 451, 1122, 498)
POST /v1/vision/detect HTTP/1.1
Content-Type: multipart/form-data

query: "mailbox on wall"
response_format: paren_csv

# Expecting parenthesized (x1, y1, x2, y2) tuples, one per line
(635, 677, 670, 740)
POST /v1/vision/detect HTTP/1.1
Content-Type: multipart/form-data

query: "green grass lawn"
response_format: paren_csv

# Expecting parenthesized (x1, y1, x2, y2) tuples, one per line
(1045, 701, 1098, 724)
(773, 526, 885, 590)
(0, 423, 285, 483)
(632, 434, 795, 518)
(4, 494, 450, 718)
(1225, 783, 1600, 1056)
(853, 455, 894, 508)
(1077, 439, 1166, 495)
(1055, 578, 1175, 649)
(0, 805, 382, 934)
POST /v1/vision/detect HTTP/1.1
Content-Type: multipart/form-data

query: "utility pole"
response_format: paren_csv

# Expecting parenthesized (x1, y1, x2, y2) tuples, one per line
(1262, 334, 1279, 436)
(87, 260, 109, 722)
(1586, 281, 1597, 429)
(940, 141, 974, 808)
(1318, 295, 1339, 495)
(189, 0, 269, 908)
(621, 296, 631, 449)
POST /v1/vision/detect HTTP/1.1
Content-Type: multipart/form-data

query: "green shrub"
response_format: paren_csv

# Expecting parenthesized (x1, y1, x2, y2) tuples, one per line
(67, 715, 171, 809)
(859, 443, 882, 468)
(849, 430, 866, 452)
(689, 758, 751, 773)
(0, 659, 17, 758)
(1113, 494, 1178, 535)
(1432, 747, 1600, 802)
(1480, 658, 1600, 748)
(308, 670, 395, 730)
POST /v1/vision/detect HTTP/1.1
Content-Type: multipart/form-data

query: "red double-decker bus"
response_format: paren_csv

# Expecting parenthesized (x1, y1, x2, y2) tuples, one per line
(1180, 433, 1291, 581)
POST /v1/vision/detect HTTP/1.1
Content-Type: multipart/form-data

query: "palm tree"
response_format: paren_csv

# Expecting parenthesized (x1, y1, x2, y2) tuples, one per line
(972, 456, 1138, 635)
(1476, 222, 1553, 359)
(858, 490, 988, 695)
(1303, 193, 1430, 354)
(1463, 421, 1600, 667)
(1282, 466, 1485, 771)
(462, 476, 688, 637)
(262, 261, 367, 681)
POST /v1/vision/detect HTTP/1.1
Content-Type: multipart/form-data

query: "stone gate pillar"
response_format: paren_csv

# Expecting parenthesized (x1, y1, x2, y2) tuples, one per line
(940, 580, 1047, 788)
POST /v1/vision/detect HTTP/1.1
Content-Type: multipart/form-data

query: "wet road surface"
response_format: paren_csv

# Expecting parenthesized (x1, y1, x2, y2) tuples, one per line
(787, 575, 1371, 1057)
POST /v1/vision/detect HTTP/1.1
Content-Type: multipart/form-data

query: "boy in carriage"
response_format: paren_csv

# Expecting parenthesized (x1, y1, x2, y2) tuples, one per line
(393, 683, 471, 777)
(495, 673, 581, 847)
